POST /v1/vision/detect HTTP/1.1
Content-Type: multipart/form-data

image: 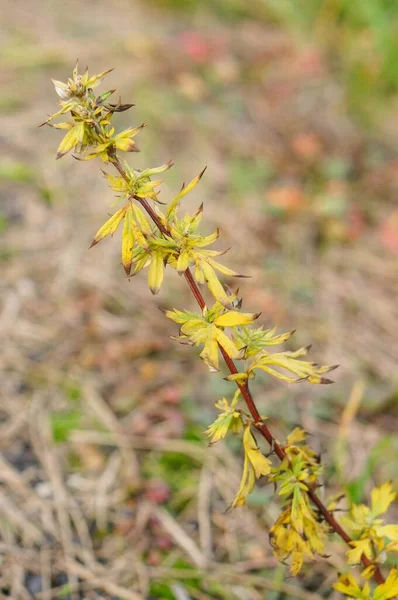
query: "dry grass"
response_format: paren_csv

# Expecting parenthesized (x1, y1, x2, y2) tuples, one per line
(0, 0, 397, 598)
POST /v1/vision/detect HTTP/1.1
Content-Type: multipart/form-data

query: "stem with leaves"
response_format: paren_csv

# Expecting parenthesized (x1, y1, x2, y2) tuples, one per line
(44, 65, 398, 598)
(109, 149, 385, 585)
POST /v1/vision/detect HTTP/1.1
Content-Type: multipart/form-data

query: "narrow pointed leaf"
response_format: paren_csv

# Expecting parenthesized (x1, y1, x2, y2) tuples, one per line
(194, 229, 219, 248)
(86, 68, 114, 88)
(214, 311, 260, 328)
(215, 329, 242, 361)
(200, 325, 219, 370)
(121, 204, 134, 274)
(139, 161, 174, 178)
(56, 121, 85, 159)
(207, 258, 246, 278)
(166, 167, 206, 219)
(232, 455, 256, 508)
(132, 204, 152, 234)
(201, 261, 231, 308)
(148, 251, 164, 294)
(177, 251, 191, 273)
(243, 425, 272, 478)
(90, 205, 127, 248)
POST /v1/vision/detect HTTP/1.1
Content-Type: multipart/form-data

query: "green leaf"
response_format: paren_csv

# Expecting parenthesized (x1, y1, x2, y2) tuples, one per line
(139, 160, 174, 178)
(51, 411, 81, 442)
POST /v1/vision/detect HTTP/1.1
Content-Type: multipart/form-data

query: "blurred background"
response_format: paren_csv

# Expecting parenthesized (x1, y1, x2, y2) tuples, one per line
(0, 0, 397, 598)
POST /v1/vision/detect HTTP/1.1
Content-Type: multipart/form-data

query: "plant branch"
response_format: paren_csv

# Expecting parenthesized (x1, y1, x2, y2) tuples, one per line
(109, 150, 384, 586)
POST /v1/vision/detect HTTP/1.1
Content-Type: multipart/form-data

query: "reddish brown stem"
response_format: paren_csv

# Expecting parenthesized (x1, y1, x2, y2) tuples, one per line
(110, 153, 385, 585)
(183, 262, 384, 584)
(184, 267, 206, 311)
(135, 196, 169, 236)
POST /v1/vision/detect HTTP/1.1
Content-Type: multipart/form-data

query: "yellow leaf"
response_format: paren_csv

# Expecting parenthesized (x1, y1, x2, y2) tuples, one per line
(270, 509, 290, 545)
(86, 68, 114, 89)
(179, 168, 206, 197)
(129, 216, 149, 250)
(113, 125, 145, 153)
(90, 205, 127, 247)
(232, 455, 256, 508)
(361, 565, 376, 580)
(224, 372, 249, 384)
(166, 167, 206, 219)
(374, 568, 398, 600)
(286, 427, 307, 446)
(201, 261, 231, 307)
(194, 229, 219, 248)
(371, 482, 396, 517)
(291, 488, 305, 535)
(285, 528, 312, 576)
(207, 258, 244, 277)
(304, 517, 326, 555)
(249, 364, 299, 383)
(189, 203, 203, 232)
(290, 549, 304, 577)
(49, 121, 74, 130)
(243, 425, 272, 478)
(200, 325, 219, 370)
(132, 204, 152, 235)
(139, 161, 174, 178)
(135, 179, 163, 200)
(376, 524, 398, 541)
(148, 251, 164, 295)
(131, 250, 151, 276)
(350, 503, 370, 528)
(163, 309, 186, 324)
(334, 572, 363, 597)
(205, 402, 242, 444)
(121, 204, 134, 275)
(206, 414, 232, 443)
(214, 311, 260, 328)
(385, 540, 398, 552)
(214, 329, 241, 361)
(115, 137, 138, 153)
(177, 251, 191, 273)
(102, 171, 129, 193)
(346, 538, 372, 565)
(181, 319, 208, 336)
(56, 121, 85, 159)
(194, 261, 205, 285)
(88, 141, 112, 158)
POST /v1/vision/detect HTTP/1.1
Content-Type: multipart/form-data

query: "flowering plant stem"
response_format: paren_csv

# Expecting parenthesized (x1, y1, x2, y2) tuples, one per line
(109, 150, 385, 586)
(46, 66, 398, 596)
